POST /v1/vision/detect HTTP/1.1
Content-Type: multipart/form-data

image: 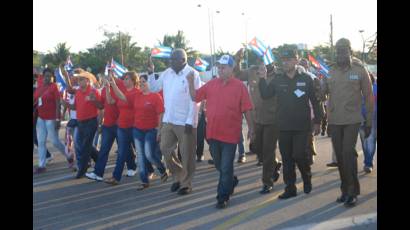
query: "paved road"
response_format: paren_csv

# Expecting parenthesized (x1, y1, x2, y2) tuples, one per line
(33, 125, 377, 230)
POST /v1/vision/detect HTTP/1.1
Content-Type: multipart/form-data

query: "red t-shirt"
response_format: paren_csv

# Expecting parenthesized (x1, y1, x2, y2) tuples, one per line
(195, 77, 253, 144)
(101, 88, 119, 126)
(133, 92, 164, 130)
(75, 85, 102, 121)
(116, 86, 141, 129)
(34, 83, 61, 120)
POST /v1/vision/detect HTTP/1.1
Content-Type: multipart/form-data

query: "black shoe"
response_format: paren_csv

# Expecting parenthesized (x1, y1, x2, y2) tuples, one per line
(256, 161, 263, 167)
(336, 194, 348, 203)
(272, 162, 282, 182)
(231, 176, 239, 195)
(344, 196, 358, 207)
(278, 191, 297, 199)
(237, 156, 246, 163)
(208, 159, 214, 165)
(326, 162, 338, 167)
(177, 187, 192, 195)
(75, 173, 85, 179)
(259, 185, 273, 194)
(321, 132, 325, 136)
(170, 182, 180, 192)
(304, 183, 312, 194)
(216, 201, 228, 209)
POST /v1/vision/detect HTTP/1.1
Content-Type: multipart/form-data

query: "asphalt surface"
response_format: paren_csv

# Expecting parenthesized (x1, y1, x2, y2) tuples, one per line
(33, 124, 377, 230)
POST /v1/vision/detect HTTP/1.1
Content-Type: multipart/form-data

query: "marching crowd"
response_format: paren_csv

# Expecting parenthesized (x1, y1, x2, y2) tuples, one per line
(33, 38, 377, 209)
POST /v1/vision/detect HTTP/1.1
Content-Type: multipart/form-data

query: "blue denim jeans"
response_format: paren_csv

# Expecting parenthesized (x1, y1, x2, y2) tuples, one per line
(36, 117, 68, 168)
(209, 139, 237, 203)
(33, 117, 51, 158)
(359, 124, 377, 168)
(77, 118, 98, 175)
(112, 127, 137, 181)
(94, 125, 118, 177)
(133, 128, 166, 184)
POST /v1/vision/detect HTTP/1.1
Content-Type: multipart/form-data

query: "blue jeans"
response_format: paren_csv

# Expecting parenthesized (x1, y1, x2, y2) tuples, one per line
(36, 117, 68, 168)
(359, 124, 377, 168)
(94, 125, 117, 177)
(209, 139, 237, 203)
(112, 127, 137, 181)
(133, 128, 166, 184)
(77, 118, 98, 175)
(237, 130, 245, 157)
(33, 117, 51, 158)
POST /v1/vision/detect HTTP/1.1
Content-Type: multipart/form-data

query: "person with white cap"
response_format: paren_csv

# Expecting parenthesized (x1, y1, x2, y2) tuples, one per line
(186, 54, 253, 209)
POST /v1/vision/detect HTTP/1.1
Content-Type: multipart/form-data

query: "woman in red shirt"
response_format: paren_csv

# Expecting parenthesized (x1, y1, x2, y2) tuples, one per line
(103, 71, 139, 185)
(132, 74, 168, 190)
(33, 68, 74, 173)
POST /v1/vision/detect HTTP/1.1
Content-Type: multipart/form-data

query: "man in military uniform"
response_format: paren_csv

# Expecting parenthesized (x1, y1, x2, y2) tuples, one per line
(259, 48, 323, 199)
(323, 38, 373, 207)
(233, 48, 282, 194)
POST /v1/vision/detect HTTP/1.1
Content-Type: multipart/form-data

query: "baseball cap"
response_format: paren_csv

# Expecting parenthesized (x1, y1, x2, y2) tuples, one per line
(216, 55, 235, 67)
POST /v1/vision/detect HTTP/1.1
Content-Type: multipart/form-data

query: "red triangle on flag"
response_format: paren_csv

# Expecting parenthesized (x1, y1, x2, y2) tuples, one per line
(250, 38, 257, 46)
(195, 59, 202, 66)
(151, 48, 160, 55)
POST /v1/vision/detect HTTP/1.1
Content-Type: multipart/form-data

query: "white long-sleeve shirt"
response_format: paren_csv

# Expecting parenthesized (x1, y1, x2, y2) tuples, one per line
(148, 64, 201, 128)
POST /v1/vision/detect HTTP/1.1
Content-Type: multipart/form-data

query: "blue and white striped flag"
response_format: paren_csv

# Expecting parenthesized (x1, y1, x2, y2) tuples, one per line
(262, 46, 275, 65)
(64, 55, 74, 76)
(315, 56, 330, 78)
(151, 46, 172, 58)
(111, 58, 128, 78)
(248, 37, 268, 57)
(54, 67, 67, 93)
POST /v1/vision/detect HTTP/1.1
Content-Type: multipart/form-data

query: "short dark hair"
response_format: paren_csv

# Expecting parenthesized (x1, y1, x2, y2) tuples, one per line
(42, 68, 54, 76)
(139, 74, 148, 81)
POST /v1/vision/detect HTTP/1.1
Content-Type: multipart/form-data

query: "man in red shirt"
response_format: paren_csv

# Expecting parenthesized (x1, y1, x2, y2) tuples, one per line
(187, 55, 254, 209)
(64, 69, 103, 178)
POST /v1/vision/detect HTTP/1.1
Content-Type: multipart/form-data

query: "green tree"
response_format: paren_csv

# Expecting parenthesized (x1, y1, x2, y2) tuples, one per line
(42, 42, 71, 69)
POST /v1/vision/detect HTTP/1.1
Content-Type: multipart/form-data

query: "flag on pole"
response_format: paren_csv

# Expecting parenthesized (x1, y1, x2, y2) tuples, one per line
(315, 55, 330, 78)
(111, 58, 128, 78)
(194, 58, 209, 72)
(64, 55, 74, 76)
(248, 37, 269, 57)
(262, 46, 275, 65)
(151, 46, 172, 58)
(308, 54, 330, 78)
(54, 67, 67, 93)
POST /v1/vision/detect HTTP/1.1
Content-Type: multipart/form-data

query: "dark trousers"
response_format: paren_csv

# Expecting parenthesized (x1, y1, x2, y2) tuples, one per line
(329, 123, 361, 196)
(306, 120, 317, 165)
(279, 130, 311, 193)
(322, 106, 328, 134)
(77, 118, 99, 176)
(209, 139, 237, 203)
(196, 112, 207, 159)
(255, 123, 279, 187)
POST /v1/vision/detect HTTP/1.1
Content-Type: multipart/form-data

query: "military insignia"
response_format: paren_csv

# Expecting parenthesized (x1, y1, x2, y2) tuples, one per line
(349, 74, 359, 80)
(296, 82, 306, 86)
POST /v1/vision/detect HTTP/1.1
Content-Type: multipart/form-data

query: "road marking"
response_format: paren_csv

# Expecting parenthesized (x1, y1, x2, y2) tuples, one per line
(33, 164, 115, 187)
(280, 212, 377, 230)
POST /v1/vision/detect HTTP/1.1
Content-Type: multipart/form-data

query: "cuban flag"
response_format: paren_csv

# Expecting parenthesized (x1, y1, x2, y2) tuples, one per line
(248, 37, 269, 57)
(194, 58, 209, 72)
(54, 67, 67, 93)
(151, 46, 172, 58)
(111, 58, 128, 78)
(316, 55, 330, 78)
(64, 55, 74, 76)
(262, 46, 275, 65)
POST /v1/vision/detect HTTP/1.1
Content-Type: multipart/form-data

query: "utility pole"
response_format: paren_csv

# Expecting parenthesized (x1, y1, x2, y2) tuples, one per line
(330, 14, 334, 61)
(119, 30, 124, 65)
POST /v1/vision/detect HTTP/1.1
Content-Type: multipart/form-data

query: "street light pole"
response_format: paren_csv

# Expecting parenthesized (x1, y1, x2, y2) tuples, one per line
(359, 30, 365, 63)
(116, 25, 124, 65)
(198, 4, 215, 77)
(242, 12, 249, 69)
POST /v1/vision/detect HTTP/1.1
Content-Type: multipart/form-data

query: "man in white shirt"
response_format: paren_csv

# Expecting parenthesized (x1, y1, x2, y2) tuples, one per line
(148, 49, 201, 195)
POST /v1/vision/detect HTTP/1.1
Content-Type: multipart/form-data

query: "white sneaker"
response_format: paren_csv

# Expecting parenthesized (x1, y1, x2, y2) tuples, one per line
(127, 169, 137, 177)
(85, 172, 103, 181)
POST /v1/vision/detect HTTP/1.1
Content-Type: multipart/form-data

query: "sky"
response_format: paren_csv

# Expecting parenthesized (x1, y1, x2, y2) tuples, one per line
(33, 0, 377, 54)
